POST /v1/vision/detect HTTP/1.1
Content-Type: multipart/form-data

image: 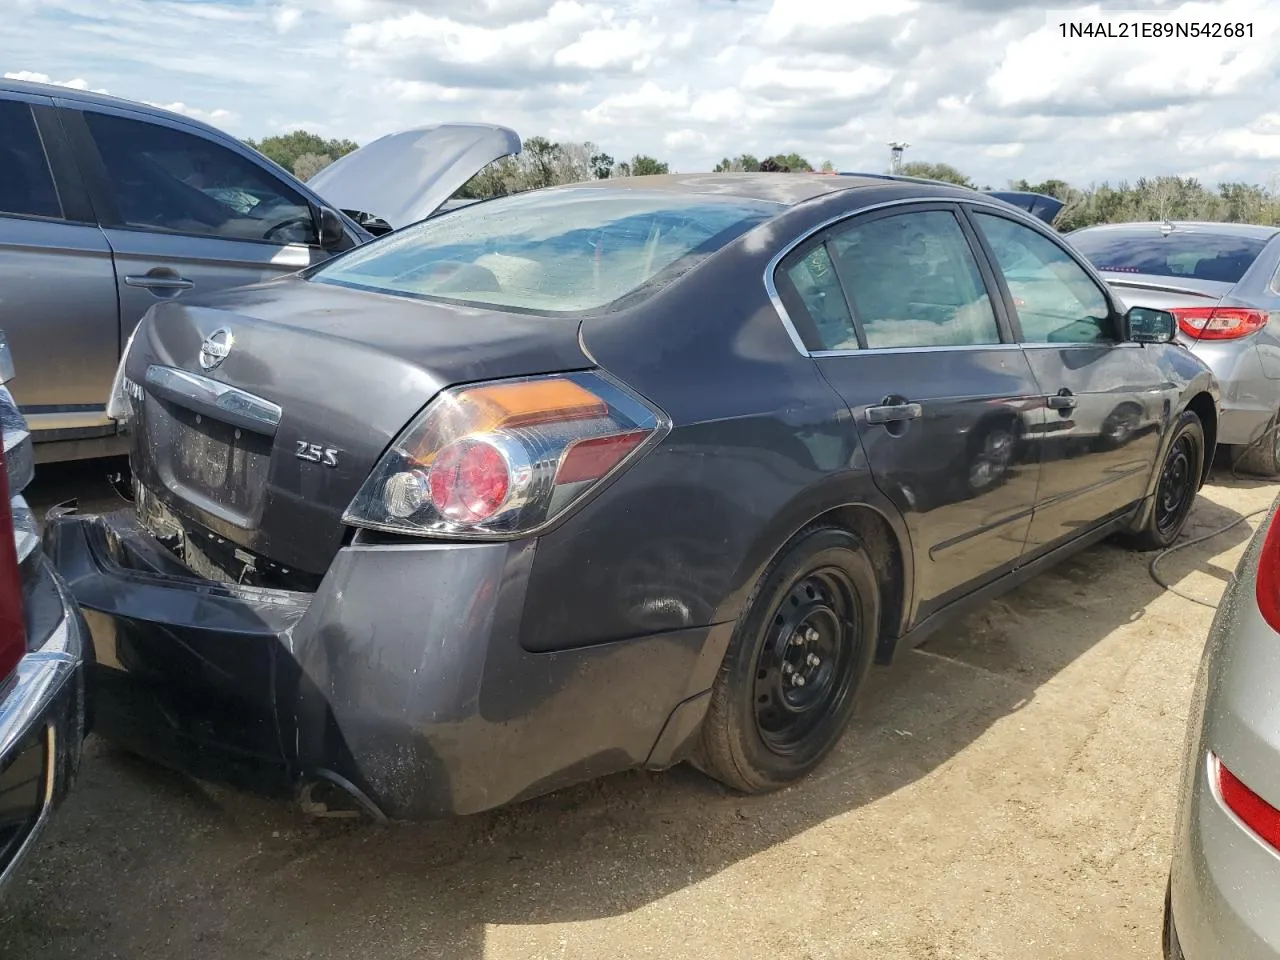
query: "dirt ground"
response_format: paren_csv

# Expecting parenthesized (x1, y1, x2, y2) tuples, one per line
(5, 458, 1275, 960)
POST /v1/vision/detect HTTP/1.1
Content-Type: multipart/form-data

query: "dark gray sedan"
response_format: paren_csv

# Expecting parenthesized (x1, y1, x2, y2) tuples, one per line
(46, 173, 1218, 819)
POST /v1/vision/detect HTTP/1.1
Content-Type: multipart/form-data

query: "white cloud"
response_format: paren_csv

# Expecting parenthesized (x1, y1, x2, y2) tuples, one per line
(6, 0, 1280, 186)
(4, 70, 107, 93)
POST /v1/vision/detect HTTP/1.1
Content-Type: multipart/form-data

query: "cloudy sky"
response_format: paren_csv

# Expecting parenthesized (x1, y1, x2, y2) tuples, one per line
(5, 0, 1280, 188)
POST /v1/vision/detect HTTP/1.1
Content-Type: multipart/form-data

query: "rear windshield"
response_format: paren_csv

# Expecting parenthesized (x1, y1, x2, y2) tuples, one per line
(1070, 229, 1269, 284)
(311, 188, 778, 313)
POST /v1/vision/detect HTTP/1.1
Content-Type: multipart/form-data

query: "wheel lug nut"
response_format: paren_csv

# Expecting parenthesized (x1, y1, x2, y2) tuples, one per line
(805, 627, 819, 642)
(792, 674, 806, 687)
(806, 653, 820, 667)
(782, 663, 793, 674)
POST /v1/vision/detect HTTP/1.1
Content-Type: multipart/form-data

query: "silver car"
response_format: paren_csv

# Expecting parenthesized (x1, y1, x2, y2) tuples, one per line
(0, 78, 519, 463)
(1167, 495, 1280, 958)
(1069, 222, 1280, 474)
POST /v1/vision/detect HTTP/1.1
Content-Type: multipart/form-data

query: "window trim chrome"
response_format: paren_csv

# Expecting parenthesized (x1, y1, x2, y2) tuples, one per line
(764, 195, 1116, 357)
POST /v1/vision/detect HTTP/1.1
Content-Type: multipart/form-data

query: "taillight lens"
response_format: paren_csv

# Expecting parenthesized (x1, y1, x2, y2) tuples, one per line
(1255, 509, 1280, 633)
(343, 372, 667, 538)
(1214, 755, 1280, 852)
(0, 424, 26, 681)
(1172, 306, 1269, 341)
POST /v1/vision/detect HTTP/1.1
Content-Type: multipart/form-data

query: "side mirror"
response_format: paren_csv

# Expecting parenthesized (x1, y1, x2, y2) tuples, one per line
(1124, 306, 1176, 344)
(318, 206, 349, 252)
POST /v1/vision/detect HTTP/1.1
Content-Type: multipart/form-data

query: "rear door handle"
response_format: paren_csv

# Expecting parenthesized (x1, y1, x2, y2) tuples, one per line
(865, 402, 923, 424)
(125, 275, 195, 291)
(1047, 390, 1077, 411)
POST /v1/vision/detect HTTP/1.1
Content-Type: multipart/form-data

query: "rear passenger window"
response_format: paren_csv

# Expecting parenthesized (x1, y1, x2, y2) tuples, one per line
(829, 210, 1001, 349)
(782, 245, 859, 350)
(0, 100, 62, 220)
(83, 111, 318, 246)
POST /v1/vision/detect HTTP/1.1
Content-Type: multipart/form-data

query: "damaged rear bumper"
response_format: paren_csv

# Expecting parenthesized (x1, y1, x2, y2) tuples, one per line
(43, 509, 731, 820)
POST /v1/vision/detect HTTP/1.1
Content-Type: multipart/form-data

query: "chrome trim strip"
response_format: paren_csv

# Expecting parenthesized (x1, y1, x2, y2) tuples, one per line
(144, 365, 283, 434)
(763, 194, 1114, 357)
(808, 343, 1023, 358)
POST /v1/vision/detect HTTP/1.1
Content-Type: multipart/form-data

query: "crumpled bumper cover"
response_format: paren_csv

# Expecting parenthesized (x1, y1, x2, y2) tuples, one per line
(43, 508, 732, 820)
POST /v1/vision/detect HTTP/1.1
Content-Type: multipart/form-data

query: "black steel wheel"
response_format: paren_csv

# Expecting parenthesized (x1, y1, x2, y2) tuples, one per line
(695, 526, 879, 793)
(1123, 409, 1204, 551)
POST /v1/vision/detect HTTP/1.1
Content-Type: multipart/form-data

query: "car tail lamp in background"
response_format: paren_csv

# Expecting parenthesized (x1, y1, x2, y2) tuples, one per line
(0, 424, 25, 683)
(1214, 755, 1280, 852)
(344, 372, 668, 539)
(1171, 306, 1269, 341)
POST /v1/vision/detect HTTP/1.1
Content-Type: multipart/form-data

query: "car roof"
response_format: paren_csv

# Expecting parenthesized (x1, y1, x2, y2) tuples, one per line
(0, 77, 234, 143)
(537, 172, 977, 207)
(1072, 220, 1280, 240)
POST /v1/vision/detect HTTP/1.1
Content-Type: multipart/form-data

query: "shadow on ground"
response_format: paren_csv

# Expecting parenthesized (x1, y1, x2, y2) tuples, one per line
(1, 462, 1263, 959)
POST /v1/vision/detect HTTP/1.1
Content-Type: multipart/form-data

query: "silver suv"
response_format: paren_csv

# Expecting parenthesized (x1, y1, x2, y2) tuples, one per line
(0, 78, 519, 462)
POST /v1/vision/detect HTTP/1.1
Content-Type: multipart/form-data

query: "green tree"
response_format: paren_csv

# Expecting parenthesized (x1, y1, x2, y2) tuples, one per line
(244, 131, 358, 174)
(766, 152, 814, 172)
(590, 152, 615, 179)
(899, 161, 974, 187)
(523, 136, 561, 189)
(292, 152, 333, 182)
(629, 154, 669, 176)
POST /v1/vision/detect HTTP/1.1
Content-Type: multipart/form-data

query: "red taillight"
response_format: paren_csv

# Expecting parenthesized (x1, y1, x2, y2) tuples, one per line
(1215, 755, 1280, 852)
(0, 425, 25, 681)
(555, 431, 649, 485)
(1254, 512, 1280, 633)
(1172, 306, 1269, 340)
(428, 438, 512, 525)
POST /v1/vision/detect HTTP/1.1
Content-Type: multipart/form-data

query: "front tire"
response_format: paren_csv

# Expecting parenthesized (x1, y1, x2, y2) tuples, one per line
(696, 526, 879, 793)
(1124, 409, 1204, 551)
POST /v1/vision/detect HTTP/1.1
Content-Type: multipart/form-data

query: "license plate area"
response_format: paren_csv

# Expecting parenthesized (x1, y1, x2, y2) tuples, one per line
(144, 394, 273, 526)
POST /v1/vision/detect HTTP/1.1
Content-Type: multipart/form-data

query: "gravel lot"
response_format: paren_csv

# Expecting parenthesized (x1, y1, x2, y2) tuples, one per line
(5, 457, 1274, 960)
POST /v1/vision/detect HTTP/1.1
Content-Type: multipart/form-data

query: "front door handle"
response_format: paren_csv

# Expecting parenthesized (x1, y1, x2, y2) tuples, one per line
(866, 402, 923, 424)
(1047, 390, 1077, 412)
(125, 274, 195, 291)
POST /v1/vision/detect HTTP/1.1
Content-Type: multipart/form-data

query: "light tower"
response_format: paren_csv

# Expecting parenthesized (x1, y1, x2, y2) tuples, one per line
(888, 141, 909, 174)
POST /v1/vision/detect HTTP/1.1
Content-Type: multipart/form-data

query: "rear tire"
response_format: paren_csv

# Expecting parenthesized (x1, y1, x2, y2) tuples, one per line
(1232, 412, 1280, 477)
(695, 526, 879, 794)
(1123, 409, 1204, 552)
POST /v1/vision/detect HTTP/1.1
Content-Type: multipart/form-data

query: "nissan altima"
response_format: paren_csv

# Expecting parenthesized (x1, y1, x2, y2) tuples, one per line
(45, 173, 1219, 820)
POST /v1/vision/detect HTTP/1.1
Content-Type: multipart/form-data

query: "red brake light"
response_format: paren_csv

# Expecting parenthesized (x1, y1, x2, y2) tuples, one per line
(0, 425, 26, 682)
(1172, 306, 1268, 340)
(1215, 755, 1280, 851)
(1255, 511, 1280, 633)
(428, 437, 512, 524)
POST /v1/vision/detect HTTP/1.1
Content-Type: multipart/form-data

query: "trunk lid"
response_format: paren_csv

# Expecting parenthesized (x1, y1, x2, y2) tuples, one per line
(1099, 271, 1232, 347)
(306, 124, 521, 231)
(125, 277, 588, 576)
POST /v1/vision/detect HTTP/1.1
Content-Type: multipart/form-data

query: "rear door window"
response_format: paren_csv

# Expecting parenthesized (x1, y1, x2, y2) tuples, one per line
(0, 99, 62, 220)
(827, 209, 1002, 349)
(83, 111, 318, 246)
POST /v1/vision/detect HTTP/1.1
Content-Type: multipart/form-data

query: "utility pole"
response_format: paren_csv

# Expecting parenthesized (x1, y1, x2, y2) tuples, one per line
(888, 141, 909, 174)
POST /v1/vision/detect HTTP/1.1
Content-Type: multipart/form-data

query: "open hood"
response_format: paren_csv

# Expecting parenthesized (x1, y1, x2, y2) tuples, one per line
(985, 191, 1064, 227)
(306, 123, 521, 231)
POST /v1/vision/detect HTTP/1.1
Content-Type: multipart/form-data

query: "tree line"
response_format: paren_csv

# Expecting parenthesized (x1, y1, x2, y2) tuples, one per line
(243, 131, 1280, 229)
